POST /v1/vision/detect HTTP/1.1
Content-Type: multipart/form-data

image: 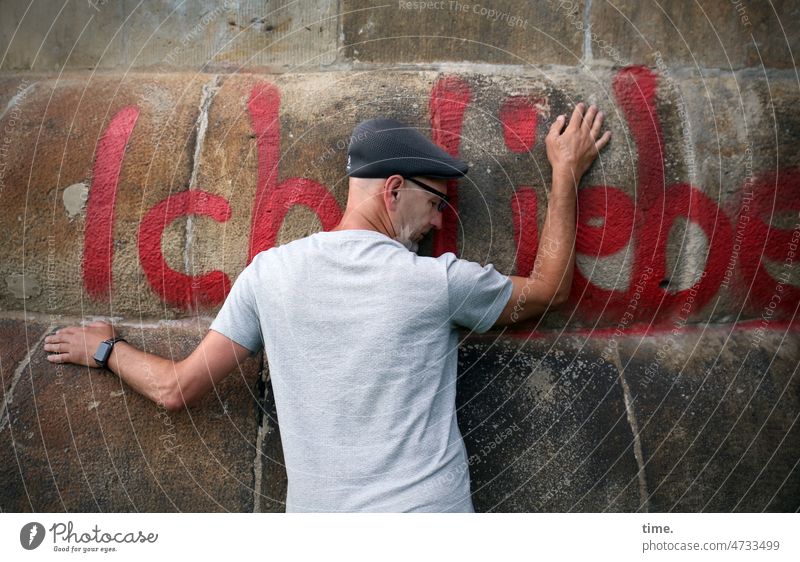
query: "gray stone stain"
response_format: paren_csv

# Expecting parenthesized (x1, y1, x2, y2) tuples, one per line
(6, 273, 41, 299)
(62, 182, 89, 219)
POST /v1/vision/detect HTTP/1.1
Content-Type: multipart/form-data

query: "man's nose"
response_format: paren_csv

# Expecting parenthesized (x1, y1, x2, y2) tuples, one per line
(431, 210, 444, 230)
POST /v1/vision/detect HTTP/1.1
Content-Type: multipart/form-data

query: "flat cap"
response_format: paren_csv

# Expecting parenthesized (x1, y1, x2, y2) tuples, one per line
(346, 118, 468, 179)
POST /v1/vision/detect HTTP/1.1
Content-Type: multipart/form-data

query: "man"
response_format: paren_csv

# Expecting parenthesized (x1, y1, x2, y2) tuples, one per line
(45, 103, 610, 512)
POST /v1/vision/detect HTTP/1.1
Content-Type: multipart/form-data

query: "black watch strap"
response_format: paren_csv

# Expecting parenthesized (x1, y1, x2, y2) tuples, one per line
(93, 337, 127, 370)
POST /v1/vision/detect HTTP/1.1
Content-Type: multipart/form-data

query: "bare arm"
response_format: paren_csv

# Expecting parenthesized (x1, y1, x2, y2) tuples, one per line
(494, 102, 611, 327)
(45, 322, 252, 412)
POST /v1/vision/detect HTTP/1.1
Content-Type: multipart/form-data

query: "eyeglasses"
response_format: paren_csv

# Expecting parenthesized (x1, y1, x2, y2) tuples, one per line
(404, 177, 449, 212)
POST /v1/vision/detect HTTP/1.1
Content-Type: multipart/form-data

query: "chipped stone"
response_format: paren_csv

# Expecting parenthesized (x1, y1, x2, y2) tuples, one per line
(62, 182, 89, 219)
(6, 273, 41, 299)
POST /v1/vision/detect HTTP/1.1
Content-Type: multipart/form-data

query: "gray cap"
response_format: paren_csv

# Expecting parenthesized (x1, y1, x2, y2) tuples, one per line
(346, 118, 468, 179)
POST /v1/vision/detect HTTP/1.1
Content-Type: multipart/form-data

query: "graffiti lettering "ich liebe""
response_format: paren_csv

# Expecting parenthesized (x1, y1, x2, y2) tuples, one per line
(81, 66, 799, 325)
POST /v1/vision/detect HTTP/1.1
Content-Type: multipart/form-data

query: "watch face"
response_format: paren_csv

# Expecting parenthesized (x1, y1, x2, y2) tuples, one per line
(94, 341, 112, 365)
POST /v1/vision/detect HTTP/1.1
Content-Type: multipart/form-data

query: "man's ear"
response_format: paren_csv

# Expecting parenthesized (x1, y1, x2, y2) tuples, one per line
(383, 175, 404, 212)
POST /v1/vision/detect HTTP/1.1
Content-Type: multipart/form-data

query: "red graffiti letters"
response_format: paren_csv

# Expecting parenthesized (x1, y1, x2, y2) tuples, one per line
(81, 71, 796, 323)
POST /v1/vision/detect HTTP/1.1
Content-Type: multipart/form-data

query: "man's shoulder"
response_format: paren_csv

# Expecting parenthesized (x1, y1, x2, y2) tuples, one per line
(250, 232, 457, 271)
(250, 233, 317, 261)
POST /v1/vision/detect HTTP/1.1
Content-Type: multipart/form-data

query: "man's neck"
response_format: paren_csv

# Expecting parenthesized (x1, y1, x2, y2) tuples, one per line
(331, 214, 395, 240)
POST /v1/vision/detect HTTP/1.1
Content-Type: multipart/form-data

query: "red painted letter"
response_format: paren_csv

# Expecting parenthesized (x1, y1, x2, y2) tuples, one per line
(83, 106, 139, 299)
(247, 83, 342, 261)
(139, 191, 232, 310)
(429, 76, 472, 257)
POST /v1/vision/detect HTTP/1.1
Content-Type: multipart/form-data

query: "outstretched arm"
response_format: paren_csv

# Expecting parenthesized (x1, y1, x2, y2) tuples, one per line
(494, 102, 611, 326)
(45, 322, 253, 412)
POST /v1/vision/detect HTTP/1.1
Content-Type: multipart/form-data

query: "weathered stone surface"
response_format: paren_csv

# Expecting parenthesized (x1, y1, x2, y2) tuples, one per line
(1, 69, 798, 328)
(0, 0, 338, 71)
(0, 75, 33, 119)
(0, 73, 204, 319)
(0, 0, 124, 71)
(0, 319, 261, 512)
(1, 316, 796, 512)
(2, 1, 796, 71)
(616, 325, 800, 511)
(342, 0, 584, 65)
(674, 68, 800, 324)
(0, 319, 47, 422)
(456, 334, 641, 512)
(589, 0, 800, 69)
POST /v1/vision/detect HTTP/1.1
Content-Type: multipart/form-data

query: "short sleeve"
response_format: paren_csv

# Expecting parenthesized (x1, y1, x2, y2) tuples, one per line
(209, 260, 263, 352)
(441, 252, 513, 333)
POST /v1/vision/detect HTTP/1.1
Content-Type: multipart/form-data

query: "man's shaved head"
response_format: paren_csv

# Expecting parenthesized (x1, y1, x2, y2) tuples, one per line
(335, 175, 447, 253)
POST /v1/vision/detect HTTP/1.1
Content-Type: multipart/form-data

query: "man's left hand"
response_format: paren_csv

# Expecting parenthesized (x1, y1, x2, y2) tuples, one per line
(44, 321, 115, 367)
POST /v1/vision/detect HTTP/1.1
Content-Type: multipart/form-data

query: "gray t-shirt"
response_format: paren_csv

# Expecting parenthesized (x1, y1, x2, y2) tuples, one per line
(210, 229, 513, 512)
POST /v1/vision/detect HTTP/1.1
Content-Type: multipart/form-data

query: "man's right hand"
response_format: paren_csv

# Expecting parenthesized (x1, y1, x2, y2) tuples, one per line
(44, 321, 116, 368)
(545, 102, 611, 182)
(494, 102, 612, 328)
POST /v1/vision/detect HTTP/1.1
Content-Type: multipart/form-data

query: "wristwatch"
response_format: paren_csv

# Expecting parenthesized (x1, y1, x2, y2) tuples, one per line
(93, 337, 126, 370)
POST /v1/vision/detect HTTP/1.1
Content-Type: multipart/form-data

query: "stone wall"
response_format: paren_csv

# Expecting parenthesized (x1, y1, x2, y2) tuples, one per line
(1, 0, 798, 512)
